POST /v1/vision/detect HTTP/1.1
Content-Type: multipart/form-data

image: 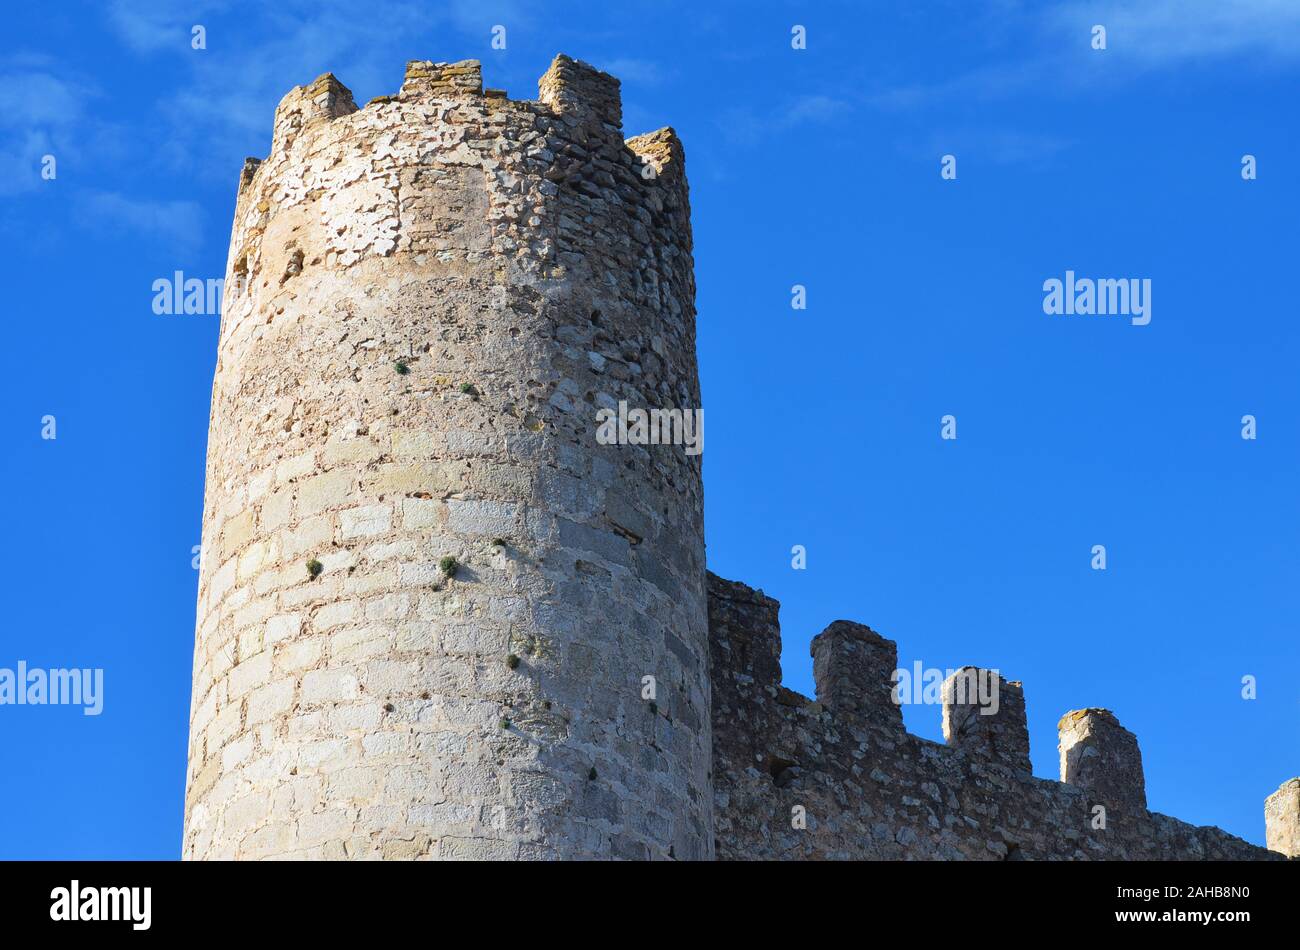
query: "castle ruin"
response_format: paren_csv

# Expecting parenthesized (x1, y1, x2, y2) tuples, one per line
(184, 55, 1298, 861)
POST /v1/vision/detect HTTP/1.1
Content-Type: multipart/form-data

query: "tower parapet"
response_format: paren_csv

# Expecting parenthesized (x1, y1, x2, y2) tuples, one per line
(270, 73, 357, 154)
(400, 59, 484, 99)
(941, 668, 1031, 772)
(811, 620, 903, 728)
(538, 54, 621, 133)
(1058, 708, 1147, 811)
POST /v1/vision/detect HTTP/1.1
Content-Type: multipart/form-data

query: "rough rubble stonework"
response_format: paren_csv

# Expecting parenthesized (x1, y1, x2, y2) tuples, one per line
(709, 574, 1297, 860)
(1265, 779, 1300, 857)
(186, 56, 709, 860)
(187, 55, 1299, 861)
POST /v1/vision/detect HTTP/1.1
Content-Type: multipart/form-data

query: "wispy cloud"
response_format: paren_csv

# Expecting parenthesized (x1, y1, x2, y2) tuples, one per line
(977, 129, 1073, 165)
(867, 61, 1045, 113)
(784, 95, 850, 124)
(598, 57, 670, 85)
(1049, 0, 1300, 65)
(719, 94, 852, 147)
(106, 0, 231, 54)
(905, 127, 1074, 168)
(77, 191, 207, 251)
(0, 129, 56, 197)
(103, 1, 505, 178)
(0, 68, 91, 126)
(868, 0, 1300, 114)
(0, 59, 99, 196)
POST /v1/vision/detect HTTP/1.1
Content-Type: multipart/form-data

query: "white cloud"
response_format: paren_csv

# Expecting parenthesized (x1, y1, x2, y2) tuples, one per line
(106, 0, 230, 54)
(1051, 0, 1300, 64)
(867, 0, 1300, 115)
(598, 57, 670, 85)
(0, 129, 55, 197)
(720, 94, 853, 147)
(78, 191, 207, 250)
(0, 65, 99, 196)
(108, 2, 477, 178)
(0, 70, 90, 127)
(867, 60, 1043, 112)
(908, 127, 1074, 167)
(784, 95, 850, 124)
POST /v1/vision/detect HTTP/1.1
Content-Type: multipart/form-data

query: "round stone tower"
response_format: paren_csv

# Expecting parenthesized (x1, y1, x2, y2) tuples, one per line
(184, 56, 710, 860)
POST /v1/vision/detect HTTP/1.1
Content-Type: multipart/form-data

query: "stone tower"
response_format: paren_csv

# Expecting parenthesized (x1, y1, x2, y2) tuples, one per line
(184, 56, 711, 860)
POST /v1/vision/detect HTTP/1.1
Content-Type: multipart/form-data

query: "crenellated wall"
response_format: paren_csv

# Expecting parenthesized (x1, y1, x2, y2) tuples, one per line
(186, 52, 1296, 862)
(708, 573, 1294, 860)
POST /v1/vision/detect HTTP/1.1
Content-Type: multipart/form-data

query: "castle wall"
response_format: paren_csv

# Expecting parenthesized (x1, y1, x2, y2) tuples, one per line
(184, 57, 710, 860)
(708, 574, 1283, 860)
(186, 53, 1294, 863)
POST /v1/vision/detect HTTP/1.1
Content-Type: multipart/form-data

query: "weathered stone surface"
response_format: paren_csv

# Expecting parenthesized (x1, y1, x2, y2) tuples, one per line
(1265, 778, 1300, 857)
(188, 53, 1295, 862)
(812, 620, 903, 727)
(709, 573, 1287, 861)
(1058, 708, 1147, 811)
(185, 54, 709, 861)
(942, 668, 1031, 773)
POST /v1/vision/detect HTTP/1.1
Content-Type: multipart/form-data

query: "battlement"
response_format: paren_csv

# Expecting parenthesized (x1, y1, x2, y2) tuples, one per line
(217, 53, 690, 375)
(400, 59, 483, 98)
(811, 620, 902, 727)
(538, 54, 622, 131)
(1058, 707, 1147, 811)
(708, 572, 1294, 860)
(942, 667, 1031, 772)
(255, 54, 629, 172)
(270, 72, 357, 153)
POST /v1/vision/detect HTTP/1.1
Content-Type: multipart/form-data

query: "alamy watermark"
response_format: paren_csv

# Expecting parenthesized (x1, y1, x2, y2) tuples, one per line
(595, 401, 703, 456)
(152, 270, 247, 315)
(50, 880, 150, 930)
(892, 662, 1001, 715)
(1043, 271, 1151, 326)
(0, 662, 104, 715)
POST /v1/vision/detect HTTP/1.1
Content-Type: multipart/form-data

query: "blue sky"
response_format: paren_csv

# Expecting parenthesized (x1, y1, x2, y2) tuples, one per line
(1, 0, 1296, 857)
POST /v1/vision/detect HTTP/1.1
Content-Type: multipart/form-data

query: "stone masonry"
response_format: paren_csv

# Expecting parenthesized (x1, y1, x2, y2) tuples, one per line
(186, 56, 709, 860)
(187, 55, 1298, 861)
(710, 574, 1298, 859)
